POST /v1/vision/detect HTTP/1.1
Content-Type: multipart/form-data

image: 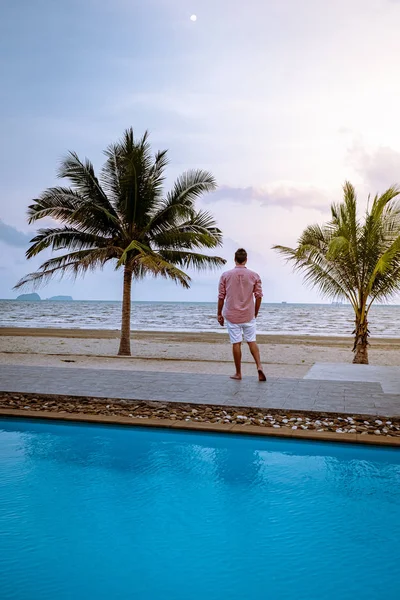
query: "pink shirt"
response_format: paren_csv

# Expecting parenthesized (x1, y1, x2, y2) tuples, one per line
(218, 266, 263, 324)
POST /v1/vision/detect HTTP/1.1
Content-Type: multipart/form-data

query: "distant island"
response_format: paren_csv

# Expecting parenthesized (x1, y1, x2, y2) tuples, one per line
(15, 294, 73, 302)
(16, 293, 41, 302)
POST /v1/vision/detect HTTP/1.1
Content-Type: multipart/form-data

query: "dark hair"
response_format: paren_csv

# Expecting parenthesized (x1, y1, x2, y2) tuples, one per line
(235, 248, 247, 264)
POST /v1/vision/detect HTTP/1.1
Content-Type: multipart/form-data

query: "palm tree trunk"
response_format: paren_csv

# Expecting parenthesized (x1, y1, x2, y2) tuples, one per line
(118, 265, 133, 356)
(352, 316, 369, 364)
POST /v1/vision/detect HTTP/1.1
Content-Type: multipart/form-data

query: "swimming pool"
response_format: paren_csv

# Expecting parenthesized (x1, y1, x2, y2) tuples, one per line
(0, 418, 399, 600)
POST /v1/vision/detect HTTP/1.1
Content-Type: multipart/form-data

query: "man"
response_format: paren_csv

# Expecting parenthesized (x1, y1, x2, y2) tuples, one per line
(217, 248, 266, 381)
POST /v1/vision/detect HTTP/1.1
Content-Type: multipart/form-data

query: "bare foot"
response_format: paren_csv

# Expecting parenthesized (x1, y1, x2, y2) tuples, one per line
(230, 374, 242, 380)
(258, 369, 267, 382)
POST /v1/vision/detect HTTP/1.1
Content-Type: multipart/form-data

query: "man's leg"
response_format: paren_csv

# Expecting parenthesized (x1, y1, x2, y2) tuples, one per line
(247, 342, 266, 381)
(231, 342, 242, 380)
(243, 319, 266, 381)
(247, 341, 262, 370)
(247, 341, 261, 369)
(226, 320, 243, 379)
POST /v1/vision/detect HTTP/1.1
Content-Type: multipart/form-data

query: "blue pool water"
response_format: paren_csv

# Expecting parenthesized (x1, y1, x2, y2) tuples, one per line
(0, 419, 399, 600)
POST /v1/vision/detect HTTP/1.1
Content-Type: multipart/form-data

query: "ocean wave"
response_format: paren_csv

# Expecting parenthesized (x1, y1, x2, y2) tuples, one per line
(0, 300, 399, 337)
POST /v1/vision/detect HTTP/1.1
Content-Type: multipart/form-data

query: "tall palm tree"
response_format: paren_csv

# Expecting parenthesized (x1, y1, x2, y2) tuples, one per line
(273, 182, 400, 364)
(15, 128, 226, 356)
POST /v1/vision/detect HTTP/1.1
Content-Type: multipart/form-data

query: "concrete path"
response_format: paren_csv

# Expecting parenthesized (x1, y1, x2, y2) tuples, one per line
(1, 365, 399, 416)
(305, 363, 400, 394)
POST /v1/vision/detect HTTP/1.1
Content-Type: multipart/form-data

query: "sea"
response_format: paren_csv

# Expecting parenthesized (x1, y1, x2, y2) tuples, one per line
(0, 300, 400, 337)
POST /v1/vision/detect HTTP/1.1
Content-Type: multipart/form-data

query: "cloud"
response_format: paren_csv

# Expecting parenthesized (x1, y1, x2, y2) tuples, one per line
(205, 184, 331, 212)
(0, 220, 31, 247)
(347, 143, 400, 191)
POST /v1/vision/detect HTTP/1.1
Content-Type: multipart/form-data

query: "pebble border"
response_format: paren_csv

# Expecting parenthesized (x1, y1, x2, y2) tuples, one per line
(0, 392, 399, 446)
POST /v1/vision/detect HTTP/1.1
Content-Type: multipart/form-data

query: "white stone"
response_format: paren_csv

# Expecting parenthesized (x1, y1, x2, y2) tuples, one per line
(282, 419, 289, 424)
(301, 425, 308, 430)
(237, 415, 247, 420)
(375, 419, 383, 425)
(348, 429, 356, 434)
(273, 424, 280, 428)
(336, 429, 343, 433)
(297, 417, 302, 422)
(292, 426, 298, 430)
(364, 421, 370, 425)
(374, 430, 381, 435)
(386, 421, 392, 425)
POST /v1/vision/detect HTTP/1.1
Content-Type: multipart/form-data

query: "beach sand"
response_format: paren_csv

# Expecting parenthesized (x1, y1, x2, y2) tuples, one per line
(1, 328, 400, 378)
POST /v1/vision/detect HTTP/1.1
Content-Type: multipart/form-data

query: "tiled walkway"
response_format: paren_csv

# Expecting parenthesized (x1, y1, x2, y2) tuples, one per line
(305, 363, 400, 394)
(1, 365, 399, 416)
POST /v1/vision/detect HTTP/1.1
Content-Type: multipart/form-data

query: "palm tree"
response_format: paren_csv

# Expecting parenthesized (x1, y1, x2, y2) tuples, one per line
(273, 182, 400, 364)
(15, 128, 226, 356)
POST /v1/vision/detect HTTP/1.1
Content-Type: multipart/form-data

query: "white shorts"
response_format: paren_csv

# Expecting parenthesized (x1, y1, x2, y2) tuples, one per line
(226, 318, 257, 344)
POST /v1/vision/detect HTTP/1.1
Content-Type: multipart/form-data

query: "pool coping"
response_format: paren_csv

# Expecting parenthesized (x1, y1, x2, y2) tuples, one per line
(1, 408, 399, 447)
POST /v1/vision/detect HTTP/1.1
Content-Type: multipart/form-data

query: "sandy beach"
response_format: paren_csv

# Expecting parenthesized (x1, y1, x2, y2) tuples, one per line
(1, 327, 400, 378)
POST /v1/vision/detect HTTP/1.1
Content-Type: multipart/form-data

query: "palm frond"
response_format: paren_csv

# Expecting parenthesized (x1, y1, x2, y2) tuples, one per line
(157, 250, 226, 271)
(326, 236, 350, 259)
(148, 170, 217, 235)
(58, 152, 117, 216)
(166, 169, 217, 206)
(273, 244, 357, 305)
(108, 128, 161, 226)
(151, 210, 223, 250)
(14, 247, 118, 290)
(116, 239, 193, 288)
(25, 227, 117, 259)
(366, 235, 400, 297)
(26, 187, 121, 237)
(368, 263, 400, 305)
(134, 253, 191, 289)
(370, 185, 400, 220)
(27, 187, 82, 224)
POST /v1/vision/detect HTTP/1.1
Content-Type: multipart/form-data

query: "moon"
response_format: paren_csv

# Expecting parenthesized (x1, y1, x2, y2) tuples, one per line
(190, 14, 197, 22)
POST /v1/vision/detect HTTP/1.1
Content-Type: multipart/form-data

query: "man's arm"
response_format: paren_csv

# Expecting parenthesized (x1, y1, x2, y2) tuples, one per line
(217, 276, 226, 326)
(254, 276, 263, 318)
(217, 298, 225, 325)
(255, 297, 262, 318)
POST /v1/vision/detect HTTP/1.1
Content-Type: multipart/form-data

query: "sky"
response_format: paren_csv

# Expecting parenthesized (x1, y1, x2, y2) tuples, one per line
(2, 0, 400, 302)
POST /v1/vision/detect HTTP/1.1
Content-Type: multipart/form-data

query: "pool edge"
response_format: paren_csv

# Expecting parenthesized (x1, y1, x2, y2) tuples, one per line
(0, 408, 399, 447)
